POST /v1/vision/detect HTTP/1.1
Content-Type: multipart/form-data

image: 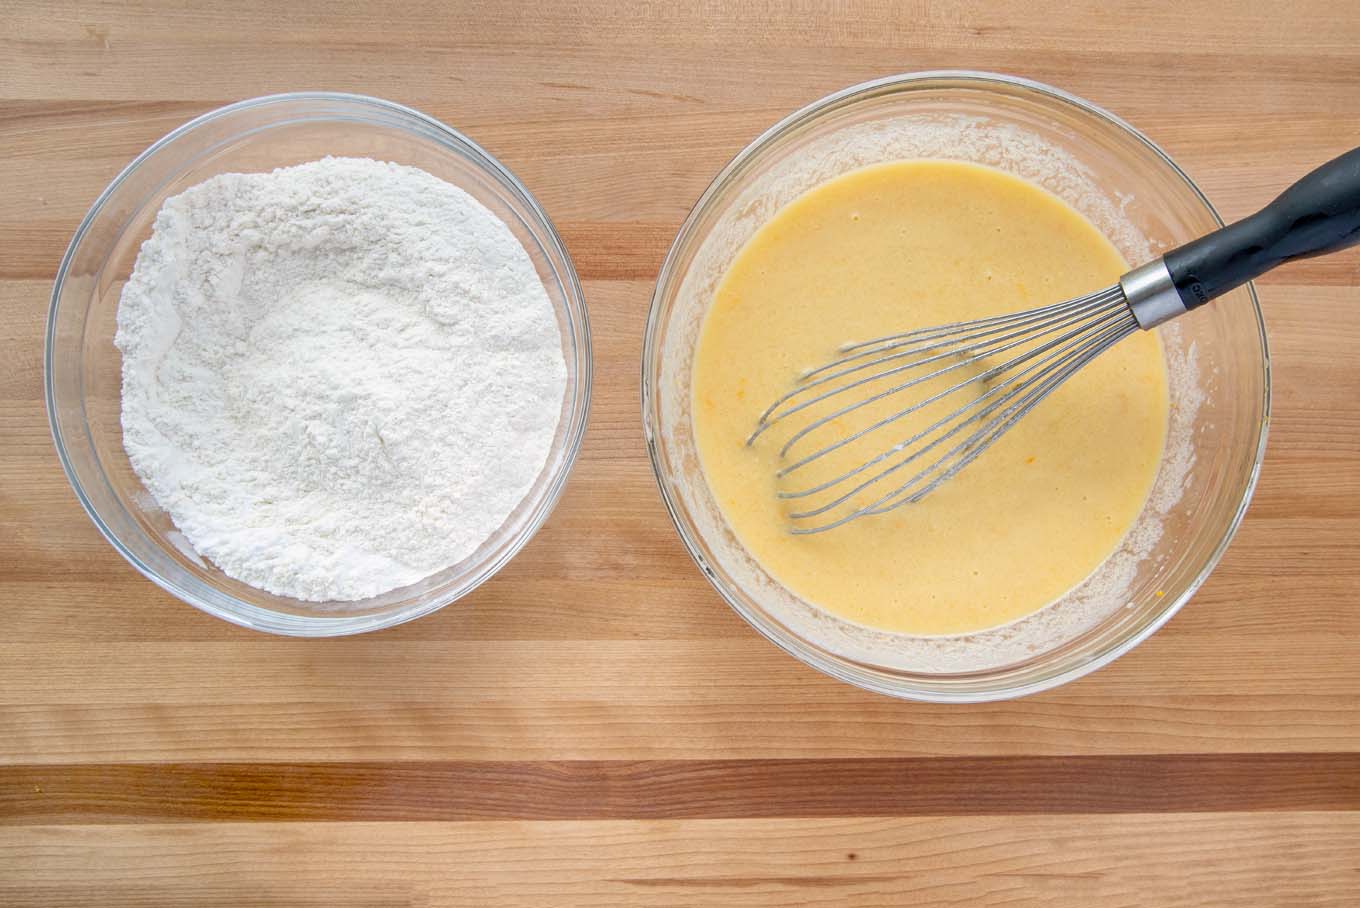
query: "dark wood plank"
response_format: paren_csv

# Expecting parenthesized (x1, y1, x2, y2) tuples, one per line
(4, 754, 1358, 824)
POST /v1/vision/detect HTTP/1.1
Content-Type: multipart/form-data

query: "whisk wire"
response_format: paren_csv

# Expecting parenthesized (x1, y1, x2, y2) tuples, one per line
(775, 297, 1133, 469)
(796, 290, 1116, 385)
(789, 316, 1137, 534)
(836, 287, 1124, 354)
(858, 319, 1138, 517)
(748, 286, 1125, 447)
(784, 317, 1134, 522)
(747, 284, 1140, 534)
(779, 313, 1133, 505)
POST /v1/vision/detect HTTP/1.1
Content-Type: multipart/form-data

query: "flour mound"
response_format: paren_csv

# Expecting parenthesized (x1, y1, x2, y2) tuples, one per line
(115, 157, 566, 602)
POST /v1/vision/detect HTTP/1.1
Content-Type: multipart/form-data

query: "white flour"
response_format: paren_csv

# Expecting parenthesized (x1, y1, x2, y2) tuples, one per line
(115, 157, 566, 602)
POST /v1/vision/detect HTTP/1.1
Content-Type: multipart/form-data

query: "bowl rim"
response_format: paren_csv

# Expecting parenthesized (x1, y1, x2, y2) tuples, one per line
(641, 69, 1271, 701)
(45, 91, 592, 636)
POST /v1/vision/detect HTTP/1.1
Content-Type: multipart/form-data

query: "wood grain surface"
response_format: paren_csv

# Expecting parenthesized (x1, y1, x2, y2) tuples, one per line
(2, 1, 1358, 905)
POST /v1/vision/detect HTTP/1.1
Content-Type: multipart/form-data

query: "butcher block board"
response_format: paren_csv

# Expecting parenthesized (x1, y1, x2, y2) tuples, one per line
(1, 2, 1358, 905)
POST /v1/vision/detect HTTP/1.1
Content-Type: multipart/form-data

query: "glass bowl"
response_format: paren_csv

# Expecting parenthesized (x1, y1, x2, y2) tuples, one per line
(643, 71, 1269, 701)
(46, 92, 592, 636)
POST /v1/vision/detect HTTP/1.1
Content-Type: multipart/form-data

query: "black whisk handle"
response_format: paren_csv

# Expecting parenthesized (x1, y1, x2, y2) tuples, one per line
(1164, 145, 1360, 308)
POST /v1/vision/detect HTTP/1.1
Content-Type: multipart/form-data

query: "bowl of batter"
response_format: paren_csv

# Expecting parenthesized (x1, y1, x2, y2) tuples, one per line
(643, 72, 1269, 700)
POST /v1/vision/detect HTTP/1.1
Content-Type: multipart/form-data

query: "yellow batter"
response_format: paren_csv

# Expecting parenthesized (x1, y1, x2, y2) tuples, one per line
(693, 160, 1168, 635)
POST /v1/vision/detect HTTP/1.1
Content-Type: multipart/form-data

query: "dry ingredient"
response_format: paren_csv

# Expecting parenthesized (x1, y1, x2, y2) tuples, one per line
(115, 156, 566, 602)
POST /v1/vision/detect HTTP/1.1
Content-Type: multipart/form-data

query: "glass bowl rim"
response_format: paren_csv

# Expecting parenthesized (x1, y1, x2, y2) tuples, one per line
(641, 69, 1271, 701)
(45, 90, 593, 637)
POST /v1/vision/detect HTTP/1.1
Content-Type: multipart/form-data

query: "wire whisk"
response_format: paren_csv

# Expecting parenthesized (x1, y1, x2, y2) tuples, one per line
(748, 146, 1360, 533)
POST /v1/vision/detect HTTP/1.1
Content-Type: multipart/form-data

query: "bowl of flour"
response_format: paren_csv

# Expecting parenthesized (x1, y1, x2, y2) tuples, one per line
(46, 93, 591, 635)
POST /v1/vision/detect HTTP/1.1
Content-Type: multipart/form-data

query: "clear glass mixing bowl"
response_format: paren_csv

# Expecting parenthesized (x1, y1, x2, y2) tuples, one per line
(643, 72, 1270, 701)
(46, 92, 592, 636)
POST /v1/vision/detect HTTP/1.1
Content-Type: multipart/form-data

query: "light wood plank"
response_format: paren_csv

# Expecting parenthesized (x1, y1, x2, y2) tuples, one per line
(1, 815, 1356, 907)
(6, 0, 1357, 54)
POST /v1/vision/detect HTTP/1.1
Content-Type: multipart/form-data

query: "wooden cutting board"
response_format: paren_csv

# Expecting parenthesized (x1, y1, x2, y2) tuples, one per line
(2, 2, 1358, 905)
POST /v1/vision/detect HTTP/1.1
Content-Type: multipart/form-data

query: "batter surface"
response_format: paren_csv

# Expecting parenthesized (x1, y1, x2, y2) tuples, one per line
(692, 160, 1168, 635)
